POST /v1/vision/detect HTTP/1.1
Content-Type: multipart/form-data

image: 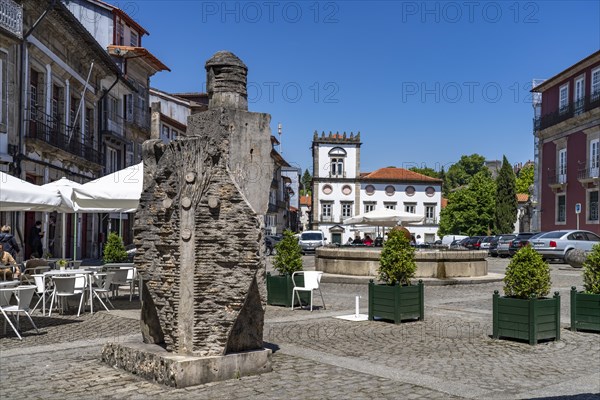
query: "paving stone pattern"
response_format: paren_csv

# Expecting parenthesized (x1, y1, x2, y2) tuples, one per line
(1, 257, 599, 399)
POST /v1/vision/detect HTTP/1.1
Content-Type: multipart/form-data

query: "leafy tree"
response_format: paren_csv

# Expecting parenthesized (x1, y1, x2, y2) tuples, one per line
(273, 230, 303, 275)
(378, 229, 416, 286)
(300, 169, 312, 196)
(444, 154, 487, 196)
(495, 155, 518, 234)
(503, 246, 551, 299)
(409, 166, 441, 179)
(103, 232, 128, 263)
(583, 243, 600, 294)
(515, 163, 534, 194)
(439, 171, 496, 236)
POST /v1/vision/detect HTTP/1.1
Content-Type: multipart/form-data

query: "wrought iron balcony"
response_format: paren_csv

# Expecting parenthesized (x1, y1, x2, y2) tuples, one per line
(534, 93, 600, 131)
(321, 215, 332, 222)
(547, 169, 567, 188)
(0, 0, 23, 39)
(424, 217, 438, 225)
(578, 165, 600, 183)
(26, 114, 101, 165)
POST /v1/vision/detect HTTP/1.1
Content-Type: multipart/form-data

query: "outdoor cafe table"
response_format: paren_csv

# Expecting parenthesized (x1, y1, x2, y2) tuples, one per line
(42, 269, 95, 316)
(0, 281, 20, 288)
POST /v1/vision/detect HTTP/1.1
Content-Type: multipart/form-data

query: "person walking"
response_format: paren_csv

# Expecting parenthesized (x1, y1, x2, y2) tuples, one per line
(0, 225, 20, 259)
(28, 221, 44, 258)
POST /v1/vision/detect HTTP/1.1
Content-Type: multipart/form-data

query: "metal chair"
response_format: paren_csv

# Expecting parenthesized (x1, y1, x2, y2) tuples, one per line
(90, 272, 115, 311)
(291, 271, 326, 311)
(1, 285, 39, 340)
(48, 275, 85, 316)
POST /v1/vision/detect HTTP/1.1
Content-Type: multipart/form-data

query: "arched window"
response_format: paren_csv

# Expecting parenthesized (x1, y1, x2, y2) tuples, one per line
(328, 147, 347, 177)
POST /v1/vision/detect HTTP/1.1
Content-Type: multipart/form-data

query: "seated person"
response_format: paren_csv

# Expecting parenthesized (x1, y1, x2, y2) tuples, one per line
(374, 236, 384, 247)
(346, 237, 354, 245)
(0, 243, 19, 280)
(352, 236, 363, 245)
(363, 235, 374, 246)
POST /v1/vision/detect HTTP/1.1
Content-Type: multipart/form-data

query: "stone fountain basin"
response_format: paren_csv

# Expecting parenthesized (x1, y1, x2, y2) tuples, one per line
(316, 247, 488, 278)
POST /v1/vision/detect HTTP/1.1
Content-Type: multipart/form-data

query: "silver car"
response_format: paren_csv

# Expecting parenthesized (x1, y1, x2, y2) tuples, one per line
(529, 230, 600, 260)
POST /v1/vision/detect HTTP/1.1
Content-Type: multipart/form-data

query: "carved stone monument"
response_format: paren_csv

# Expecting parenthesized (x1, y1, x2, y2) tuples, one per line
(102, 51, 274, 387)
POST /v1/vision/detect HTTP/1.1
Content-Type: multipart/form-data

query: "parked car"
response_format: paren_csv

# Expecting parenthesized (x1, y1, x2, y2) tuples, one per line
(265, 235, 283, 256)
(523, 231, 548, 247)
(298, 231, 326, 254)
(441, 235, 468, 248)
(488, 236, 500, 257)
(507, 232, 538, 256)
(529, 230, 600, 261)
(479, 236, 495, 250)
(495, 234, 517, 258)
(463, 236, 485, 250)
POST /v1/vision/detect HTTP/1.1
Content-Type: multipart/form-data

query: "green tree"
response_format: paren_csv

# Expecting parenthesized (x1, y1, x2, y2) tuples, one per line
(515, 163, 534, 194)
(273, 230, 303, 275)
(495, 155, 518, 234)
(300, 169, 312, 196)
(408, 166, 441, 179)
(103, 232, 128, 263)
(444, 154, 487, 196)
(439, 171, 496, 236)
(378, 229, 416, 286)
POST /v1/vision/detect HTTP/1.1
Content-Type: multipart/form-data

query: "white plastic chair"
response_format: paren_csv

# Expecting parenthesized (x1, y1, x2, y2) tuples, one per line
(1, 286, 39, 340)
(49, 276, 85, 316)
(291, 271, 326, 311)
(109, 268, 129, 299)
(30, 274, 52, 314)
(91, 272, 115, 311)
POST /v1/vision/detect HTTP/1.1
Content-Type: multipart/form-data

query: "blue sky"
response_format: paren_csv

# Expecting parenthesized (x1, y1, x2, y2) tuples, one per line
(118, 0, 599, 174)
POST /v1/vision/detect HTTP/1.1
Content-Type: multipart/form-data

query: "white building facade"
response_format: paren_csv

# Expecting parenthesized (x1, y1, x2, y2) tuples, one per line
(311, 132, 442, 244)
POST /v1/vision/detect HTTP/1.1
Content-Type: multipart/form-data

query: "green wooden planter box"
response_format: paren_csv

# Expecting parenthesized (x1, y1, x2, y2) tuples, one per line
(492, 290, 561, 345)
(570, 287, 600, 332)
(266, 272, 310, 307)
(368, 279, 424, 324)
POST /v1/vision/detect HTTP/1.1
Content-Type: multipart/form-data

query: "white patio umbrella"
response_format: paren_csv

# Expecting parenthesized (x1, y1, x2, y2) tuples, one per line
(70, 163, 143, 213)
(343, 208, 425, 227)
(0, 171, 63, 211)
(42, 178, 82, 259)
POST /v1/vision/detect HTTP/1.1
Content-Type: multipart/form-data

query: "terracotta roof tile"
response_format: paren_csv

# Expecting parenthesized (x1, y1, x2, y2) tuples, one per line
(362, 167, 442, 183)
(517, 193, 529, 202)
(299, 195, 312, 207)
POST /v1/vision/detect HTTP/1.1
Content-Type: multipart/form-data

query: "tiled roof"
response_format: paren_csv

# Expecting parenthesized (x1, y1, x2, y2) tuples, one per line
(108, 45, 170, 72)
(299, 195, 312, 207)
(362, 167, 442, 183)
(517, 193, 529, 202)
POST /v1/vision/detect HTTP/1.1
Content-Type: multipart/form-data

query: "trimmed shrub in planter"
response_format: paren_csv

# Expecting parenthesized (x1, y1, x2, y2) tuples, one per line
(103, 232, 128, 263)
(493, 246, 560, 345)
(368, 229, 424, 323)
(266, 230, 308, 307)
(571, 243, 600, 332)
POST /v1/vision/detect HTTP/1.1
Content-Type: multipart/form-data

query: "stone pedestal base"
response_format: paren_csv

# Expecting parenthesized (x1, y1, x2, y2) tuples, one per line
(101, 341, 272, 388)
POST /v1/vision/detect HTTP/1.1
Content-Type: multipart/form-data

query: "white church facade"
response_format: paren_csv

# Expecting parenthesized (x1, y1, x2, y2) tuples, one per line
(311, 132, 443, 244)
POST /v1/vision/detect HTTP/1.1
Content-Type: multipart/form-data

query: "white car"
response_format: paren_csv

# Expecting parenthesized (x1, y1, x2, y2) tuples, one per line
(529, 230, 600, 261)
(298, 231, 326, 254)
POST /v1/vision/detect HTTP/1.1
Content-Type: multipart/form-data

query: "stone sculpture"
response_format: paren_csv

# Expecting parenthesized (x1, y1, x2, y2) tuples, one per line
(102, 51, 273, 386)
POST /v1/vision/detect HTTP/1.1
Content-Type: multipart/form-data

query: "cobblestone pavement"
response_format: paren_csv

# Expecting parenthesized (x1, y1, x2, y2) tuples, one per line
(1, 256, 599, 399)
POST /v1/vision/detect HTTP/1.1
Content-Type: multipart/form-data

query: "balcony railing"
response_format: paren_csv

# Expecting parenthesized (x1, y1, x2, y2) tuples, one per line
(547, 169, 567, 186)
(578, 165, 600, 181)
(0, 0, 23, 39)
(424, 217, 438, 225)
(534, 93, 600, 131)
(321, 215, 332, 222)
(26, 114, 101, 165)
(102, 111, 125, 137)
